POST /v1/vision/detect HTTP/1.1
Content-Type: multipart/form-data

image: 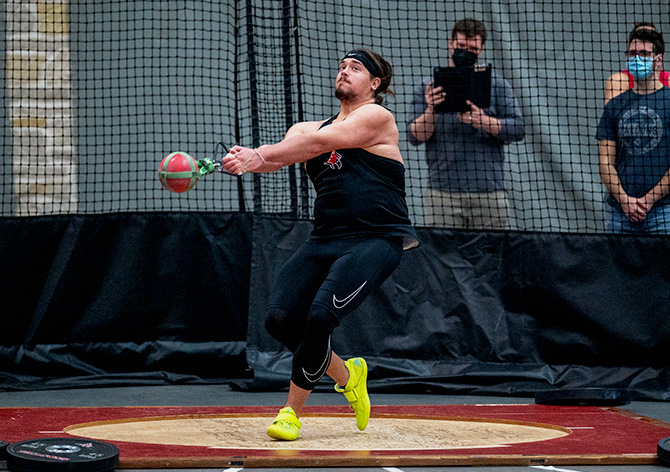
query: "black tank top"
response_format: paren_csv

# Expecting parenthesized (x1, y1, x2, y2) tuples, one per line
(305, 116, 418, 250)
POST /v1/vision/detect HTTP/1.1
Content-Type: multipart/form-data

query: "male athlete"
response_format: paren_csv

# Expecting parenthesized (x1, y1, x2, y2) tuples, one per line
(223, 49, 418, 440)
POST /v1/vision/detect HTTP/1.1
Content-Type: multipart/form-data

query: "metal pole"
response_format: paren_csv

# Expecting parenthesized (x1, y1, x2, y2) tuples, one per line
(246, 0, 262, 213)
(292, 0, 311, 218)
(282, 0, 298, 216)
(234, 0, 246, 212)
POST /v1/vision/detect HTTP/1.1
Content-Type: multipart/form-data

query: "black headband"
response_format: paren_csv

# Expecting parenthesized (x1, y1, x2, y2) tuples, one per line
(342, 50, 381, 78)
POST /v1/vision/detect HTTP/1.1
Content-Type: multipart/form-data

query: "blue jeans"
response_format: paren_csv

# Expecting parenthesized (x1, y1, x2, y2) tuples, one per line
(607, 203, 670, 234)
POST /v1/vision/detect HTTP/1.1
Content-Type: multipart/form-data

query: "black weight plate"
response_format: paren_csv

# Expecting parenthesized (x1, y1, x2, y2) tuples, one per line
(7, 438, 119, 472)
(658, 437, 670, 467)
(0, 440, 9, 461)
(534, 388, 631, 406)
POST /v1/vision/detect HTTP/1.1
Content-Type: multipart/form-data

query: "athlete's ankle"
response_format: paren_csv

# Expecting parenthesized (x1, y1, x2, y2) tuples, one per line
(284, 404, 301, 417)
(331, 357, 350, 388)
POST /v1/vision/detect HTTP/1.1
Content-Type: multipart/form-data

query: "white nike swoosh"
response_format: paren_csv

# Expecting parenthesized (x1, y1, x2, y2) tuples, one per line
(332, 281, 368, 309)
(302, 336, 332, 383)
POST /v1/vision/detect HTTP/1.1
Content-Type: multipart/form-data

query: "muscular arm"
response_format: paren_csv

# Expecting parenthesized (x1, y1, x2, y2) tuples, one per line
(223, 105, 399, 174)
(247, 121, 323, 173)
(262, 105, 397, 163)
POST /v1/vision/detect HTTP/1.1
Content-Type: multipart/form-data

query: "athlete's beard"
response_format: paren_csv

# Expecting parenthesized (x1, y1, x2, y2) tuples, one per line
(335, 83, 355, 101)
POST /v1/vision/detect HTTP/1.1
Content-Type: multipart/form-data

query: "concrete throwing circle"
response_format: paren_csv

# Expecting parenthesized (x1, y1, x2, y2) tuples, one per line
(65, 413, 570, 451)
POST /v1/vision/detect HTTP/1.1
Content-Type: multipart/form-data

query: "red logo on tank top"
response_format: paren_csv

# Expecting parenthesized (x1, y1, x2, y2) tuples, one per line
(324, 151, 342, 170)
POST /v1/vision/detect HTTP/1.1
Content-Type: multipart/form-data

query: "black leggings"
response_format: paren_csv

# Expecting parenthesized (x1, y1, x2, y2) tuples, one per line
(265, 237, 403, 390)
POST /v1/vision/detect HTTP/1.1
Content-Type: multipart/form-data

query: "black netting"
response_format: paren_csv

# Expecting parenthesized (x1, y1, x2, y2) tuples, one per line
(3, 1, 670, 232)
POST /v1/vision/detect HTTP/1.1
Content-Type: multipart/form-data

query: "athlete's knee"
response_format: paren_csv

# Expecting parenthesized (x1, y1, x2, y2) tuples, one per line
(304, 306, 340, 338)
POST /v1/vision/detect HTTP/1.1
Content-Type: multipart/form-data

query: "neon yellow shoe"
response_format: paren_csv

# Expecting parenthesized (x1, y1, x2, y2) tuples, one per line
(267, 407, 301, 440)
(334, 357, 370, 431)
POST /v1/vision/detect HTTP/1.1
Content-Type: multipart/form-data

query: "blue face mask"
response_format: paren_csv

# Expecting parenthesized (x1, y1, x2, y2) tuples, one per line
(627, 55, 655, 80)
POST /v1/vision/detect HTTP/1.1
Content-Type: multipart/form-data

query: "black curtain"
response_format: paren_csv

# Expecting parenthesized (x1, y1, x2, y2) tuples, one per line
(0, 213, 252, 389)
(2, 213, 670, 399)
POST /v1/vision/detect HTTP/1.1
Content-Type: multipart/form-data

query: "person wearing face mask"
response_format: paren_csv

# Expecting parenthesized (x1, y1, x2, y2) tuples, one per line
(604, 22, 669, 106)
(597, 28, 670, 233)
(408, 18, 525, 230)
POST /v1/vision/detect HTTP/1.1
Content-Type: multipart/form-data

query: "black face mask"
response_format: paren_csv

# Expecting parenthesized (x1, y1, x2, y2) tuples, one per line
(452, 48, 477, 67)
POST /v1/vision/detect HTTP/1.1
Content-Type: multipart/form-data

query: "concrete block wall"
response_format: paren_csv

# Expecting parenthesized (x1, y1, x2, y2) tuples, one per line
(6, 0, 77, 216)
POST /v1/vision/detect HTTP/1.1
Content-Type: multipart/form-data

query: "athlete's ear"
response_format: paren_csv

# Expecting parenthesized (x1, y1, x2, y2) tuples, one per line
(371, 77, 381, 91)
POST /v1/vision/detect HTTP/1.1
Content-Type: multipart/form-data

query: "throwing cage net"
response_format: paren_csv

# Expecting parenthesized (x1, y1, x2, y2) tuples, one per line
(3, 0, 669, 232)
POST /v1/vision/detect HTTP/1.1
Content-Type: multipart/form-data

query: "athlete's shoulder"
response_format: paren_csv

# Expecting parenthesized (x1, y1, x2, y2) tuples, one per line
(351, 103, 396, 121)
(362, 102, 392, 113)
